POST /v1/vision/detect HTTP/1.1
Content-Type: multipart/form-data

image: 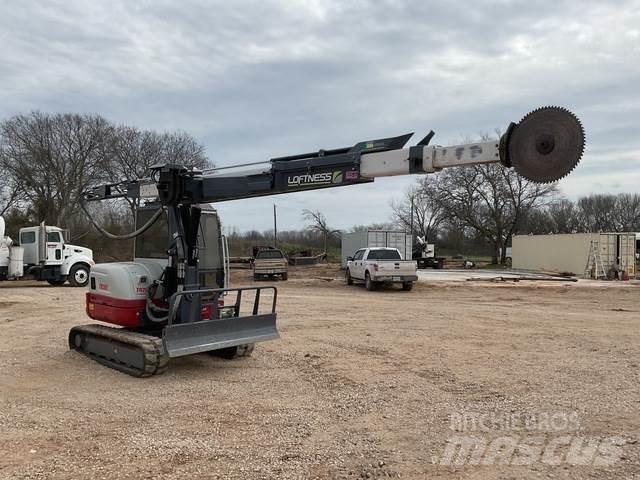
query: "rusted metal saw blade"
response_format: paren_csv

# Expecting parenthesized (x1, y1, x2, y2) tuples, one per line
(509, 106, 585, 183)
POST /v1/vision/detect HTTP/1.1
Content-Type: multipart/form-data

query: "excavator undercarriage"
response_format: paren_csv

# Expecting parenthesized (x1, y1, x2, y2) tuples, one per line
(69, 324, 169, 377)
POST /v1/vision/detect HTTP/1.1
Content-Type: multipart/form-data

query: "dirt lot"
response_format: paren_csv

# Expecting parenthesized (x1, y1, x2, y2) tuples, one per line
(0, 265, 639, 479)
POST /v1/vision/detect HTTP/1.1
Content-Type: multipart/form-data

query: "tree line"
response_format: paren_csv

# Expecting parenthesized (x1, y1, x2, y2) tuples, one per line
(391, 165, 640, 263)
(0, 111, 210, 259)
(225, 210, 343, 258)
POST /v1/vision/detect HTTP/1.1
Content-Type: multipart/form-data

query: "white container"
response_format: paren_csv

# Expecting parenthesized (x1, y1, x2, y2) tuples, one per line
(9, 246, 24, 278)
(341, 230, 413, 267)
(0, 244, 9, 268)
(512, 232, 637, 278)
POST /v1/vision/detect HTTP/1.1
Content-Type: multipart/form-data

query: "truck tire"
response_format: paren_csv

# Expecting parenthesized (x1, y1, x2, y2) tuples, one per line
(402, 282, 413, 291)
(253, 273, 260, 281)
(365, 272, 376, 291)
(346, 269, 353, 285)
(282, 272, 288, 281)
(47, 279, 66, 286)
(68, 263, 90, 287)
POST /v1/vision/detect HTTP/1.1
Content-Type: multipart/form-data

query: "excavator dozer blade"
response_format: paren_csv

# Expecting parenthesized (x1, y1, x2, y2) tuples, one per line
(162, 313, 279, 358)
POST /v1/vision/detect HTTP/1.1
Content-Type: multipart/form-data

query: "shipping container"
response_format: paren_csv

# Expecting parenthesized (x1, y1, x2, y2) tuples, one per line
(341, 230, 412, 267)
(512, 233, 636, 278)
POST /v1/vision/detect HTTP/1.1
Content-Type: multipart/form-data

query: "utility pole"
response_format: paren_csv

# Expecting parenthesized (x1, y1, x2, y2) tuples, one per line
(273, 204, 277, 248)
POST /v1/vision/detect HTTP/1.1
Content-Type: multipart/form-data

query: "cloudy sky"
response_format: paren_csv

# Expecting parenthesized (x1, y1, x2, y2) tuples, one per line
(1, 0, 639, 232)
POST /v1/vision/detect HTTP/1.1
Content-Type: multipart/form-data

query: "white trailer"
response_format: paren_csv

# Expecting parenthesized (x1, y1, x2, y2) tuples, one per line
(0, 216, 94, 286)
(341, 230, 412, 267)
(512, 232, 636, 278)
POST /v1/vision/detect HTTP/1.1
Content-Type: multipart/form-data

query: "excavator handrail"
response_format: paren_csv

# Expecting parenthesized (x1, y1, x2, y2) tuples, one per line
(167, 285, 278, 326)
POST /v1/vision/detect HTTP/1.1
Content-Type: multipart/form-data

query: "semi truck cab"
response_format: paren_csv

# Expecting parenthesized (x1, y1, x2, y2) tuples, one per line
(0, 220, 94, 286)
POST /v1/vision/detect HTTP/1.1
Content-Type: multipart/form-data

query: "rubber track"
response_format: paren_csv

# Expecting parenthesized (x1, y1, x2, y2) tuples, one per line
(69, 324, 169, 377)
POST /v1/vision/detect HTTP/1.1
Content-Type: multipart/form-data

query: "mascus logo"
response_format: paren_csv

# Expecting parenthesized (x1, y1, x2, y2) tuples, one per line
(287, 171, 343, 187)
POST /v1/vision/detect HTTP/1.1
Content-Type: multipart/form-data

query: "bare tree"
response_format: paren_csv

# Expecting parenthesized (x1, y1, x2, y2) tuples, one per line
(0, 165, 22, 216)
(105, 126, 163, 183)
(349, 222, 394, 232)
(571, 193, 640, 232)
(517, 208, 555, 235)
(614, 193, 640, 231)
(431, 163, 557, 263)
(391, 176, 444, 241)
(0, 111, 111, 227)
(545, 198, 579, 233)
(156, 130, 210, 168)
(105, 126, 211, 214)
(575, 194, 618, 232)
(302, 209, 340, 254)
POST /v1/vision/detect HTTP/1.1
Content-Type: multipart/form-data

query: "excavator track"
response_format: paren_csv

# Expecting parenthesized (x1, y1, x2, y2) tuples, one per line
(69, 324, 169, 377)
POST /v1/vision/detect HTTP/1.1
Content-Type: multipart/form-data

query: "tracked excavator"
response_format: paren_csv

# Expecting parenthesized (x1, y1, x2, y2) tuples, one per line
(70, 106, 585, 377)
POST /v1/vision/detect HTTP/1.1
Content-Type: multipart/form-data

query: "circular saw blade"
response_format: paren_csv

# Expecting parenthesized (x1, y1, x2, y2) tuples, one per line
(509, 106, 585, 183)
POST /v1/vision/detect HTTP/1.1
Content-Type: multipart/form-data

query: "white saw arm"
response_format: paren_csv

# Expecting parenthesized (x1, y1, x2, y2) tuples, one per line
(360, 140, 500, 178)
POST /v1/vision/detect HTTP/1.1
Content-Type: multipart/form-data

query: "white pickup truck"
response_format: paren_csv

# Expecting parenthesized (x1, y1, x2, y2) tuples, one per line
(345, 247, 418, 291)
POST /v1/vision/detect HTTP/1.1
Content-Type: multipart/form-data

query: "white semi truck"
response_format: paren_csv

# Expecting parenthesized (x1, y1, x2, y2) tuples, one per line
(0, 216, 94, 286)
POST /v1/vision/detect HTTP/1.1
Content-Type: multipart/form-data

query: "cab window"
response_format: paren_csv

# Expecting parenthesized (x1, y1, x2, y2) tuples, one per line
(135, 208, 169, 259)
(353, 250, 364, 261)
(256, 250, 284, 259)
(367, 249, 401, 260)
(47, 232, 61, 243)
(20, 231, 36, 244)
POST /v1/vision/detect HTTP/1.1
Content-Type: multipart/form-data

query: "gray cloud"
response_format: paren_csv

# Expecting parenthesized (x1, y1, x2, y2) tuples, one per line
(1, 0, 639, 231)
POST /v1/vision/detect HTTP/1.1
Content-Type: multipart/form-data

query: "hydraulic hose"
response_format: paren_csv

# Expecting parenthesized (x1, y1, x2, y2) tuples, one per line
(79, 199, 163, 240)
(145, 276, 170, 323)
(145, 302, 169, 323)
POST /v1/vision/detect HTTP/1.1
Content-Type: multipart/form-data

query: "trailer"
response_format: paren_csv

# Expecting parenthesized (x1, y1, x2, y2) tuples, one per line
(341, 230, 412, 267)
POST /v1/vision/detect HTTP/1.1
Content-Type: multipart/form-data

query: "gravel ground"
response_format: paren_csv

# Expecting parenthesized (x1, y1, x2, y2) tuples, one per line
(0, 265, 639, 479)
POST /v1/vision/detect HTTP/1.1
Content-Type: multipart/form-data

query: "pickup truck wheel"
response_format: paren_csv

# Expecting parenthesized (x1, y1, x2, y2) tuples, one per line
(365, 272, 376, 291)
(402, 282, 413, 291)
(345, 269, 353, 285)
(68, 264, 90, 287)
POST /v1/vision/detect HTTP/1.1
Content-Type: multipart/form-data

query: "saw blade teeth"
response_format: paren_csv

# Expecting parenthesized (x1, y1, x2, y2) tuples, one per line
(509, 106, 584, 183)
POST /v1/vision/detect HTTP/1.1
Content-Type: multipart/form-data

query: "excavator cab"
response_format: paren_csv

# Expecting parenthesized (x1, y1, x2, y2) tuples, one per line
(134, 203, 227, 289)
